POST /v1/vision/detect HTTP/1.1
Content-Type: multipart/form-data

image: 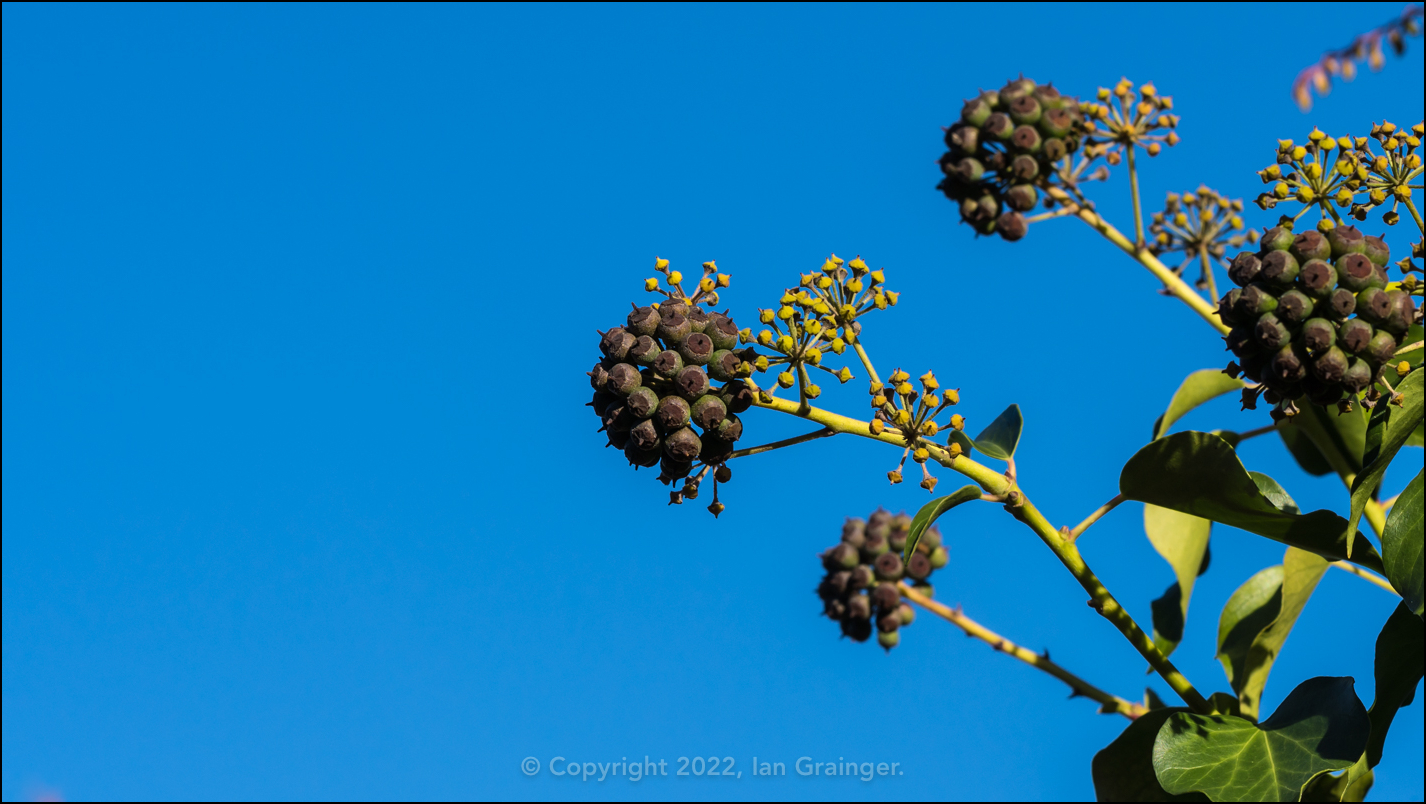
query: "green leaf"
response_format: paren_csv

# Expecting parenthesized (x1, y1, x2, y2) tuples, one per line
(1347, 369, 1424, 556)
(1146, 504, 1212, 657)
(1381, 469, 1423, 617)
(1119, 432, 1385, 574)
(1152, 676, 1370, 802)
(1214, 547, 1330, 720)
(1216, 566, 1282, 697)
(901, 485, 981, 564)
(948, 429, 974, 458)
(1092, 707, 1208, 802)
(971, 404, 1022, 460)
(1365, 601, 1424, 768)
(1248, 472, 1299, 514)
(1278, 425, 1335, 477)
(1300, 757, 1373, 802)
(1284, 401, 1369, 480)
(1152, 369, 1245, 440)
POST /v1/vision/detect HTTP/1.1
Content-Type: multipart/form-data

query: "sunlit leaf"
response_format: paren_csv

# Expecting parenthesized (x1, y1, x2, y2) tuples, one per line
(902, 485, 981, 563)
(1381, 469, 1423, 617)
(1152, 369, 1244, 440)
(971, 404, 1022, 461)
(1347, 370, 1423, 556)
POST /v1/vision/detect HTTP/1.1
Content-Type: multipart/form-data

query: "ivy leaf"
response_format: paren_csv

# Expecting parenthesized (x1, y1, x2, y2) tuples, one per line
(1119, 432, 1385, 574)
(1146, 505, 1211, 658)
(948, 429, 974, 459)
(1381, 469, 1423, 617)
(1092, 707, 1208, 802)
(971, 404, 1022, 461)
(1282, 401, 1369, 480)
(1248, 472, 1299, 514)
(1152, 676, 1370, 802)
(1243, 548, 1330, 719)
(1365, 601, 1424, 768)
(1215, 566, 1281, 697)
(1152, 369, 1245, 440)
(1347, 369, 1423, 557)
(901, 485, 981, 564)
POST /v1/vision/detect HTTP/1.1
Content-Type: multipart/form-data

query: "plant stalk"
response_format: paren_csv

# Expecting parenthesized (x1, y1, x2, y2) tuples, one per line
(898, 582, 1147, 720)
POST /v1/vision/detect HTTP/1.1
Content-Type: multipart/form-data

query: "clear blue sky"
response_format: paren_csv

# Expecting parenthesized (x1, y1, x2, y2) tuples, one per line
(4, 3, 1423, 801)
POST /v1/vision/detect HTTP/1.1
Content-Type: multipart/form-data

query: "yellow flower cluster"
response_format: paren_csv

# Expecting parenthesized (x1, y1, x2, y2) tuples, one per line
(1080, 79, 1180, 165)
(869, 369, 962, 492)
(1255, 121, 1424, 231)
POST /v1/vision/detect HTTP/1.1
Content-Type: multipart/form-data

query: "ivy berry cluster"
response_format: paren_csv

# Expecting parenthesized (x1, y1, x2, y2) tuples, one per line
(817, 510, 947, 651)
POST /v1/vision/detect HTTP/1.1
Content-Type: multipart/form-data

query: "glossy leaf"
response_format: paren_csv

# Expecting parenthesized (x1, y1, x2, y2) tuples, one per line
(1381, 469, 1423, 617)
(1146, 504, 1211, 657)
(1152, 369, 1245, 440)
(1241, 549, 1330, 718)
(971, 404, 1022, 461)
(901, 485, 981, 564)
(1153, 677, 1370, 802)
(1120, 432, 1385, 574)
(1347, 369, 1423, 556)
(1248, 472, 1298, 514)
(1278, 425, 1334, 477)
(1092, 707, 1207, 802)
(948, 429, 974, 459)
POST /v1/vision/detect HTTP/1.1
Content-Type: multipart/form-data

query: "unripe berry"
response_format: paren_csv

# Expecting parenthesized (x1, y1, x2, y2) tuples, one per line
(1336, 253, 1378, 293)
(1290, 231, 1331, 263)
(983, 112, 1014, 140)
(1340, 319, 1375, 354)
(876, 629, 900, 649)
(1366, 330, 1398, 364)
(654, 395, 691, 432)
(874, 551, 904, 581)
(822, 570, 852, 598)
(1327, 288, 1357, 320)
(685, 307, 709, 334)
(1343, 358, 1374, 392)
(842, 518, 867, 548)
(872, 582, 901, 611)
(1254, 313, 1292, 350)
(600, 327, 636, 361)
(860, 533, 889, 562)
(705, 315, 739, 350)
(1218, 290, 1245, 327)
(997, 212, 1027, 241)
(1006, 184, 1039, 211)
(1301, 318, 1337, 354)
(960, 98, 992, 127)
(842, 616, 873, 643)
(691, 394, 727, 430)
(850, 565, 874, 590)
(656, 311, 691, 345)
(715, 413, 743, 442)
(627, 306, 660, 337)
(1356, 287, 1392, 323)
(1010, 154, 1040, 181)
(1261, 226, 1294, 252)
(1229, 252, 1262, 287)
(1009, 94, 1042, 125)
(822, 598, 846, 620)
(929, 545, 949, 569)
(1010, 124, 1042, 153)
(606, 362, 643, 395)
(1379, 291, 1416, 336)
(1225, 327, 1258, 359)
(906, 552, 933, 581)
(876, 610, 901, 633)
(625, 386, 661, 419)
(947, 157, 984, 182)
(1259, 250, 1300, 286)
(1039, 106, 1076, 138)
(676, 366, 711, 400)
(1305, 377, 1344, 407)
(1236, 283, 1279, 317)
(824, 542, 860, 571)
(1270, 344, 1308, 383)
(630, 418, 662, 451)
(1276, 290, 1315, 324)
(1362, 235, 1390, 266)
(653, 350, 685, 380)
(1298, 259, 1337, 297)
(1327, 225, 1366, 258)
(714, 464, 731, 482)
(1311, 346, 1349, 383)
(660, 455, 693, 480)
(720, 380, 754, 414)
(706, 349, 740, 381)
(847, 594, 872, 620)
(624, 442, 661, 468)
(897, 603, 916, 626)
(1043, 137, 1068, 161)
(589, 362, 610, 390)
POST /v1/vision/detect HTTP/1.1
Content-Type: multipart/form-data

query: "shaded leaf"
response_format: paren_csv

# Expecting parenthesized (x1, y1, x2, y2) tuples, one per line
(1146, 504, 1211, 657)
(1153, 677, 1370, 802)
(1347, 369, 1423, 556)
(1285, 401, 1369, 479)
(1092, 707, 1208, 802)
(1120, 432, 1385, 574)
(1365, 601, 1424, 768)
(1279, 425, 1335, 477)
(1241, 548, 1330, 719)
(971, 403, 1022, 460)
(948, 429, 974, 459)
(1216, 566, 1283, 697)
(1300, 758, 1372, 802)
(1381, 469, 1423, 617)
(1152, 369, 1245, 440)
(1248, 472, 1299, 514)
(901, 485, 981, 564)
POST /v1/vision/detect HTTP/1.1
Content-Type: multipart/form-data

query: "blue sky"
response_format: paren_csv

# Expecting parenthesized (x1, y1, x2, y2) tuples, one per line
(3, 3, 1423, 801)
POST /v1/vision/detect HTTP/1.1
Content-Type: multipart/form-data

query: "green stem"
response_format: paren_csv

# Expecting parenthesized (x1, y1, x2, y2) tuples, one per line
(1197, 248, 1218, 305)
(1045, 186, 1228, 334)
(852, 340, 882, 387)
(1128, 147, 1146, 248)
(750, 387, 1211, 713)
(1403, 195, 1425, 236)
(898, 582, 1147, 720)
(728, 427, 835, 459)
